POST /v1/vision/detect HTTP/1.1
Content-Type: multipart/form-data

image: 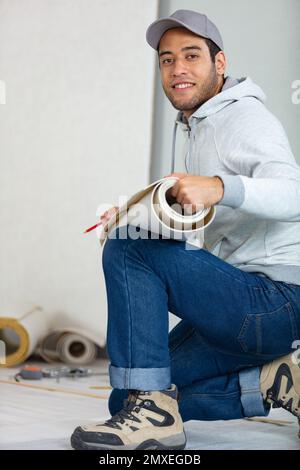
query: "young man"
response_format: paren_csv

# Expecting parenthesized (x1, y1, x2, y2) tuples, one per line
(71, 10, 300, 450)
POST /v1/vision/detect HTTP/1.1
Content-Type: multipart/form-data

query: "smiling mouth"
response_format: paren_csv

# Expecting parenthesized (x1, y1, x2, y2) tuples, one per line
(172, 83, 195, 92)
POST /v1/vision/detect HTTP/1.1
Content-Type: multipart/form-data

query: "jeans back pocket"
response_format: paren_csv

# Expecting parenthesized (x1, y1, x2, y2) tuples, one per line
(237, 302, 299, 356)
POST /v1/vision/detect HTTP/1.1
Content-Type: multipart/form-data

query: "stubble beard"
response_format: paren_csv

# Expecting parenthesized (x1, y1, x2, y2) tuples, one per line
(165, 65, 221, 113)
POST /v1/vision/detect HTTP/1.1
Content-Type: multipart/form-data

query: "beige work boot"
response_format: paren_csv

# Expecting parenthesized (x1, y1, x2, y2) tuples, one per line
(71, 383, 186, 450)
(260, 352, 300, 436)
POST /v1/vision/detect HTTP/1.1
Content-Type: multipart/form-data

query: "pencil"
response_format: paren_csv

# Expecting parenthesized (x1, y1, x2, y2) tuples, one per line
(83, 221, 102, 234)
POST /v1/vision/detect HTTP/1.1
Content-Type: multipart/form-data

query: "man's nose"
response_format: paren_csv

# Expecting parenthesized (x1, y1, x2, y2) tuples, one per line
(172, 59, 188, 76)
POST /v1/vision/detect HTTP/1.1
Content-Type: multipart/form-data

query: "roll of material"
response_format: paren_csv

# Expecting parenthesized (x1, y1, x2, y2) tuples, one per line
(0, 305, 48, 367)
(99, 177, 215, 248)
(56, 333, 98, 365)
(38, 330, 98, 365)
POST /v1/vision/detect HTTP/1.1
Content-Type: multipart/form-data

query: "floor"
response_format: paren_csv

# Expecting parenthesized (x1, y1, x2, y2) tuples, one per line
(1, 359, 299, 450)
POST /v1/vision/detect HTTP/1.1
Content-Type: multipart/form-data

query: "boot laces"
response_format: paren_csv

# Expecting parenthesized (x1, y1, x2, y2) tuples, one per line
(104, 390, 151, 426)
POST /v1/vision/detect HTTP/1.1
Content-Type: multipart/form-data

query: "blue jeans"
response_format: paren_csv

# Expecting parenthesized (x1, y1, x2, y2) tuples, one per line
(102, 225, 300, 422)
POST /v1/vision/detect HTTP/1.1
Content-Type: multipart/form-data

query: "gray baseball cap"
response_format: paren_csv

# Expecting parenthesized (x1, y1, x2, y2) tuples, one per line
(146, 9, 223, 51)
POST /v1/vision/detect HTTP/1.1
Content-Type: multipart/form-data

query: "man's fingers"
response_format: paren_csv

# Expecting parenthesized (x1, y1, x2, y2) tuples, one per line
(170, 181, 179, 198)
(100, 206, 118, 223)
(107, 206, 118, 216)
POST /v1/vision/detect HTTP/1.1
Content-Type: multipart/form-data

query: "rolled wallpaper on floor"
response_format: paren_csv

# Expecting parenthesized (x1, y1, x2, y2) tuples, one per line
(37, 330, 98, 365)
(0, 305, 49, 367)
(0, 306, 101, 367)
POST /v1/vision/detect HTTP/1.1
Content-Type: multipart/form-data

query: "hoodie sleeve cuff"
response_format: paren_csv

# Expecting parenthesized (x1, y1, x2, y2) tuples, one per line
(215, 174, 245, 208)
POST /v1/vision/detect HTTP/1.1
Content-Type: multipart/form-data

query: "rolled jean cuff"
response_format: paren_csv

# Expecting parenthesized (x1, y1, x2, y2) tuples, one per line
(238, 366, 269, 417)
(109, 364, 171, 390)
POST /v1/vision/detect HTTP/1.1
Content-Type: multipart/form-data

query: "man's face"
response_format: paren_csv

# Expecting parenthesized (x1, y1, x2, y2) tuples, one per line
(158, 27, 226, 118)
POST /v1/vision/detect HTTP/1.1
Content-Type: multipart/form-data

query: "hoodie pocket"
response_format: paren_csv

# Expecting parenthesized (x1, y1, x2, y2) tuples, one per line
(237, 302, 298, 356)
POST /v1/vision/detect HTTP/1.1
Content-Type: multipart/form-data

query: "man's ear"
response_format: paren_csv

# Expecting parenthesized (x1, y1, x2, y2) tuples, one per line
(215, 51, 226, 76)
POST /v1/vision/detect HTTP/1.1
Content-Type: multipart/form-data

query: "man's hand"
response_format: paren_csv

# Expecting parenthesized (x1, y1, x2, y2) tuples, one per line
(164, 173, 224, 211)
(100, 206, 119, 225)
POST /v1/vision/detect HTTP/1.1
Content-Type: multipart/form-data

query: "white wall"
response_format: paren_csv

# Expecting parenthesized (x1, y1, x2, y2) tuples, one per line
(151, 0, 300, 180)
(0, 0, 158, 344)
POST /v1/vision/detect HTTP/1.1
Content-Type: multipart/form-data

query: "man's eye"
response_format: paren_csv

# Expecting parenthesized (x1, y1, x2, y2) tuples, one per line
(162, 58, 173, 65)
(187, 55, 198, 60)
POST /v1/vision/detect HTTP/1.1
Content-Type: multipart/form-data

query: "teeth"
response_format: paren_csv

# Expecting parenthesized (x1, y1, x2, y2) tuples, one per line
(174, 83, 194, 89)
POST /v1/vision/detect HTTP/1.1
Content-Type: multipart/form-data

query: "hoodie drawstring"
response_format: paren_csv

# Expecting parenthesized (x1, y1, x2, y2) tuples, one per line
(187, 119, 196, 173)
(171, 118, 194, 173)
(171, 120, 179, 174)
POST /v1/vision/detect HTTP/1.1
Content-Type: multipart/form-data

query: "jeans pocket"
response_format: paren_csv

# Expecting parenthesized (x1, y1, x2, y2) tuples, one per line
(237, 302, 299, 356)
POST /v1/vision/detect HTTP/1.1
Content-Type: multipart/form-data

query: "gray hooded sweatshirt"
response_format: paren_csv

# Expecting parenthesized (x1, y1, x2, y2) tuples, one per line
(174, 76, 300, 285)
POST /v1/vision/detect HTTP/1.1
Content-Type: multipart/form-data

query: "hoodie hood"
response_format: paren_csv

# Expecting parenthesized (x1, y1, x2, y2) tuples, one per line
(178, 76, 266, 122)
(170, 76, 266, 172)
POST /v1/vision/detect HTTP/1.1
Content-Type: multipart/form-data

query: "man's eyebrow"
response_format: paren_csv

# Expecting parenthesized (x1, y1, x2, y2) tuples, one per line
(158, 45, 202, 58)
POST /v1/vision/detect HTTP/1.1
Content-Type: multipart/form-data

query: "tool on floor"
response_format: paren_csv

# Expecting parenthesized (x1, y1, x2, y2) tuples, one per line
(14, 365, 94, 383)
(14, 365, 43, 381)
(43, 366, 93, 381)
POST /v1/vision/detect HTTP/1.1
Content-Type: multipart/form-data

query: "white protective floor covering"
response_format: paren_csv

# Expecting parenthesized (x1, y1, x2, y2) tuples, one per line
(1, 359, 299, 450)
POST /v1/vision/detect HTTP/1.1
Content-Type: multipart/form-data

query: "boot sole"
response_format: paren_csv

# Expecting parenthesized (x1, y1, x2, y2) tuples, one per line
(71, 428, 187, 450)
